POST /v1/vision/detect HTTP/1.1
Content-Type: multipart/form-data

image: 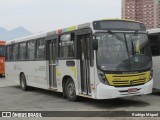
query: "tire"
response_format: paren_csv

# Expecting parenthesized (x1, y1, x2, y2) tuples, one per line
(65, 78, 77, 101)
(20, 74, 28, 91)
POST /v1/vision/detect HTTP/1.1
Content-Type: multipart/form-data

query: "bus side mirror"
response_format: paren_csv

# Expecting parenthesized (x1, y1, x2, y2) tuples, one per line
(93, 38, 98, 50)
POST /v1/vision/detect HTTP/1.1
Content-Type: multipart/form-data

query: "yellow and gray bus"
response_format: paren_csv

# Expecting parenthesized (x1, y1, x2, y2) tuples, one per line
(5, 19, 153, 101)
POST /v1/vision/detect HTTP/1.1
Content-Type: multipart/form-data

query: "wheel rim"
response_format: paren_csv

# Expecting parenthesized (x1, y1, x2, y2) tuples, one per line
(67, 82, 75, 97)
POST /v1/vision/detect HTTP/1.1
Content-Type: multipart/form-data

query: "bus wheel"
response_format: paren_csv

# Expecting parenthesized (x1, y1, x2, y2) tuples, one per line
(65, 78, 77, 101)
(20, 74, 28, 91)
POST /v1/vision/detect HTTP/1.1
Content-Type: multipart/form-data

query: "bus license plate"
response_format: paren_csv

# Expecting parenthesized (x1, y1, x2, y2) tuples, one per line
(128, 88, 137, 93)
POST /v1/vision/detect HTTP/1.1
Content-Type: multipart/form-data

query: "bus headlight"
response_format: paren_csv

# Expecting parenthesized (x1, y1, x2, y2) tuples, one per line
(97, 69, 109, 85)
(150, 69, 153, 80)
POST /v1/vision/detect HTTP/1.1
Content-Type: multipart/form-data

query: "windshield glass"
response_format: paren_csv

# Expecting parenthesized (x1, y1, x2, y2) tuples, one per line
(0, 46, 5, 57)
(96, 32, 152, 71)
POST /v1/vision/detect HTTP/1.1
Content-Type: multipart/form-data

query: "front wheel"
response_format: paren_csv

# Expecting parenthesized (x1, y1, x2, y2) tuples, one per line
(20, 74, 28, 91)
(65, 78, 77, 101)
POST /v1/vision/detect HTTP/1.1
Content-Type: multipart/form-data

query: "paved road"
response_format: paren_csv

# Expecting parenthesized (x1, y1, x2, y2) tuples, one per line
(0, 77, 17, 87)
(0, 77, 160, 120)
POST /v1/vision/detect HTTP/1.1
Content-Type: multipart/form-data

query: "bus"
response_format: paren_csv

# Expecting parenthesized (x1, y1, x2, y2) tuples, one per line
(0, 41, 5, 77)
(5, 19, 153, 101)
(148, 28, 160, 90)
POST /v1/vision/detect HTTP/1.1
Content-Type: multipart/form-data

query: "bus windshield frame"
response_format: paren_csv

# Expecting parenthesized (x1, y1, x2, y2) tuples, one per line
(96, 32, 152, 72)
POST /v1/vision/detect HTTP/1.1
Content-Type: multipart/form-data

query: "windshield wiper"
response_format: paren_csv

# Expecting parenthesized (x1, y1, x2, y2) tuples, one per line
(131, 31, 138, 55)
(108, 31, 125, 43)
(124, 33, 131, 70)
(108, 31, 131, 70)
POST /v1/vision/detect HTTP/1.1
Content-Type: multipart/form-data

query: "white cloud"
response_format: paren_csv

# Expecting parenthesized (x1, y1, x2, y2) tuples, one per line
(0, 0, 37, 8)
(0, 0, 121, 33)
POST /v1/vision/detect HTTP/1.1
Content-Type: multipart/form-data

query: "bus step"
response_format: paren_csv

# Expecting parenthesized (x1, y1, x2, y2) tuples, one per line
(49, 87, 57, 91)
(79, 94, 92, 98)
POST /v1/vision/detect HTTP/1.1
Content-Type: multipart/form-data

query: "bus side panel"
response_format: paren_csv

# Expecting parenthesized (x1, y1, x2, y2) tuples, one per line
(153, 56, 160, 90)
(16, 61, 35, 87)
(6, 61, 35, 85)
(5, 62, 19, 83)
(56, 60, 79, 94)
(0, 57, 5, 75)
(90, 65, 96, 98)
(93, 51, 102, 99)
(34, 61, 48, 89)
(5, 61, 48, 90)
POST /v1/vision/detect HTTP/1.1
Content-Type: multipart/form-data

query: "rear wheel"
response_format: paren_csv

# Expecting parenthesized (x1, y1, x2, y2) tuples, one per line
(20, 74, 28, 91)
(65, 78, 77, 101)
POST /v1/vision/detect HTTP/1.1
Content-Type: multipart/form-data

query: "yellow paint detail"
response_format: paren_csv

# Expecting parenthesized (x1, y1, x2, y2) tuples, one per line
(68, 26, 77, 32)
(105, 71, 150, 87)
(56, 68, 61, 77)
(136, 40, 140, 54)
(71, 67, 77, 79)
(79, 94, 92, 98)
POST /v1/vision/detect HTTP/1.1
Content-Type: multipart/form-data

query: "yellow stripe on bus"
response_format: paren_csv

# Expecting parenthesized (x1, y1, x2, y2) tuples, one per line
(71, 67, 77, 79)
(56, 68, 61, 78)
(105, 71, 150, 87)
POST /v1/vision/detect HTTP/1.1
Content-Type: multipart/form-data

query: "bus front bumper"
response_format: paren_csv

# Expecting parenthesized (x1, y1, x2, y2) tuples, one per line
(96, 79, 153, 99)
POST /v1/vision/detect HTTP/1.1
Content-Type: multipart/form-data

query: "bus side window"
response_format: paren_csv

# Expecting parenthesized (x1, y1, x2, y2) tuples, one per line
(6, 45, 12, 61)
(27, 40, 35, 60)
(36, 38, 46, 60)
(12, 44, 19, 61)
(0, 45, 5, 57)
(19, 42, 27, 60)
(59, 33, 75, 58)
(149, 35, 160, 56)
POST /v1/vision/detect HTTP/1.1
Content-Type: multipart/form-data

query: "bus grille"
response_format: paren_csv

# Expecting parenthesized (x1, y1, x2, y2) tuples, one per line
(105, 71, 150, 87)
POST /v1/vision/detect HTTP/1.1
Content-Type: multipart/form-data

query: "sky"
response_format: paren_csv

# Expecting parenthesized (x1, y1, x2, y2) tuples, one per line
(0, 0, 121, 33)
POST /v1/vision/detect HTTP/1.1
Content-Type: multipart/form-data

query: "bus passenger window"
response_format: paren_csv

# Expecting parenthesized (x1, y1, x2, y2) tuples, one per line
(12, 44, 18, 61)
(19, 43, 27, 60)
(149, 35, 160, 56)
(6, 46, 12, 61)
(59, 33, 74, 58)
(27, 41, 35, 60)
(0, 46, 5, 57)
(36, 39, 46, 59)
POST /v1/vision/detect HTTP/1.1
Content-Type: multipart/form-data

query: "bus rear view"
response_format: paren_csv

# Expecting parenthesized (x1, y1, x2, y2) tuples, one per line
(0, 41, 5, 77)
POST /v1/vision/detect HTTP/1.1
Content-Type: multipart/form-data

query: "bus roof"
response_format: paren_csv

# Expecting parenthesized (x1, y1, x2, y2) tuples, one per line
(6, 19, 143, 45)
(101, 18, 143, 23)
(147, 28, 160, 34)
(0, 41, 6, 45)
(6, 32, 48, 45)
(6, 23, 91, 45)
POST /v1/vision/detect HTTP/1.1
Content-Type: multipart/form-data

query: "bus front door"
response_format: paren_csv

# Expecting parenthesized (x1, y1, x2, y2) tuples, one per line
(49, 41, 57, 89)
(78, 34, 91, 95)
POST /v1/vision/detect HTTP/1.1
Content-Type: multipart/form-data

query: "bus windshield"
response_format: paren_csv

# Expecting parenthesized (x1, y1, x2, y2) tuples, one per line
(0, 46, 5, 57)
(96, 32, 152, 71)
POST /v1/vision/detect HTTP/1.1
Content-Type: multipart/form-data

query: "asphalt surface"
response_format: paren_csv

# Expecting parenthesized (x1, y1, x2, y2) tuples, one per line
(0, 77, 160, 120)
